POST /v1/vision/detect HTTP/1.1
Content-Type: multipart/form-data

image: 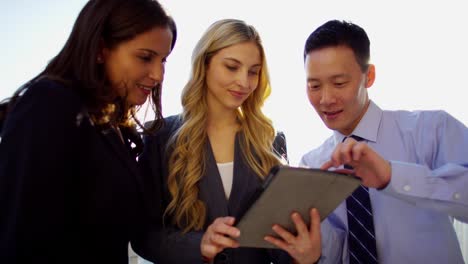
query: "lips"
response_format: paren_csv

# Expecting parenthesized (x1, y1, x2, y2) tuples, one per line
(137, 84, 153, 95)
(228, 90, 248, 99)
(322, 109, 343, 119)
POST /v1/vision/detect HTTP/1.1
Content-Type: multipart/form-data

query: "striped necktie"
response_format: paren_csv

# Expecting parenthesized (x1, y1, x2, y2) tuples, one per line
(343, 135, 378, 264)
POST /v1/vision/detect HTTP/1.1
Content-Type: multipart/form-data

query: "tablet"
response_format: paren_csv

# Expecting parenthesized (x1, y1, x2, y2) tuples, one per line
(234, 165, 360, 248)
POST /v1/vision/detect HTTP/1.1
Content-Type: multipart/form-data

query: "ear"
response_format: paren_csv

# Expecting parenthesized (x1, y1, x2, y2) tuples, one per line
(365, 64, 376, 88)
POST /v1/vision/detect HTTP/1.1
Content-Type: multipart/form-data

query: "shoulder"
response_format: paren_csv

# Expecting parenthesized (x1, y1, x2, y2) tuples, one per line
(163, 114, 183, 129)
(384, 108, 460, 131)
(144, 114, 182, 137)
(142, 114, 183, 149)
(8, 78, 82, 121)
(299, 136, 335, 168)
(1, 78, 84, 139)
(140, 114, 183, 161)
(20, 78, 82, 113)
(26, 78, 80, 102)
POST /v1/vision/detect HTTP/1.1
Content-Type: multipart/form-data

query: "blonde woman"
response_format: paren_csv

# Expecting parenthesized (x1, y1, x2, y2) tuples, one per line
(135, 19, 321, 264)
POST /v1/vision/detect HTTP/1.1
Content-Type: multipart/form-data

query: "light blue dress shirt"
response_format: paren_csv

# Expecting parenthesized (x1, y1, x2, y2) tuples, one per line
(300, 101, 468, 264)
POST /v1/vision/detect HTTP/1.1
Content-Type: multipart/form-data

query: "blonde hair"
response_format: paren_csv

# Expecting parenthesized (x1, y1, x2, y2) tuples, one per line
(165, 19, 281, 232)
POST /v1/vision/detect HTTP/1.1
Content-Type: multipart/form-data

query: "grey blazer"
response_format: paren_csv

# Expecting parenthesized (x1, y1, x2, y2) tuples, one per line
(133, 115, 290, 264)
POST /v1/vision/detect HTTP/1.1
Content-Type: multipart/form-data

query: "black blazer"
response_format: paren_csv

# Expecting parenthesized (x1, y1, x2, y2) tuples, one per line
(133, 115, 291, 264)
(0, 79, 148, 264)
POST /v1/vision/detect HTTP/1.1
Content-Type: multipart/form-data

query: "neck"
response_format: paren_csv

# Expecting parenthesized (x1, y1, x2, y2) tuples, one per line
(206, 107, 239, 131)
(207, 97, 239, 129)
(341, 99, 371, 136)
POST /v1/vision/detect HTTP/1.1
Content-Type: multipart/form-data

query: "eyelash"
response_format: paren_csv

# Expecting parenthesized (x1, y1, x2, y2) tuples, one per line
(139, 56, 152, 63)
(226, 65, 259, 76)
(139, 55, 168, 65)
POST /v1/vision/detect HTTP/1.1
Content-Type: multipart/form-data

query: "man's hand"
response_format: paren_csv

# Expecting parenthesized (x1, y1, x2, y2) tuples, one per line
(321, 137, 392, 189)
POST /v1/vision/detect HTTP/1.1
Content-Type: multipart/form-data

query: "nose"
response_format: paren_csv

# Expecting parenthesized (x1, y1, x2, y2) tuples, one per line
(320, 86, 336, 105)
(236, 70, 250, 90)
(149, 61, 164, 86)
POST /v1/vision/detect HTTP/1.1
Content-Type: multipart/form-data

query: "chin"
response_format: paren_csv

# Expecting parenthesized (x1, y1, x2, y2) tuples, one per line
(225, 102, 243, 110)
(132, 96, 149, 106)
(323, 120, 339, 131)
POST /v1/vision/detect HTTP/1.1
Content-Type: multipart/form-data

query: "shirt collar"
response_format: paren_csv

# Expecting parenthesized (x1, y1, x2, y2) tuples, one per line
(333, 100, 383, 144)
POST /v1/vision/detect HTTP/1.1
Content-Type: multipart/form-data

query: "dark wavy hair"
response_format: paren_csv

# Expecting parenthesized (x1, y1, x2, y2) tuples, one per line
(0, 0, 177, 133)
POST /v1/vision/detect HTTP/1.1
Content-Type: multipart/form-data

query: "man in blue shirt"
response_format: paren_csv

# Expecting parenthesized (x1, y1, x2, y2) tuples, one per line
(300, 20, 468, 263)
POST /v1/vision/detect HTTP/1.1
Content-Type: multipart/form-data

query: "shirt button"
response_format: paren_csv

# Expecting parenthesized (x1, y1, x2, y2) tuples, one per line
(453, 193, 461, 200)
(403, 185, 411, 192)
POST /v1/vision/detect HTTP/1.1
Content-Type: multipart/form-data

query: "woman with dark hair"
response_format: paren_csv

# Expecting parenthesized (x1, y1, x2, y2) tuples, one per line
(0, 0, 176, 263)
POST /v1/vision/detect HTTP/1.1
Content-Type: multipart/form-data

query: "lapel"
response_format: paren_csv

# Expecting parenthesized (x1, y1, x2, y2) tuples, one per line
(228, 133, 261, 218)
(199, 138, 229, 224)
(99, 126, 144, 194)
(198, 133, 264, 225)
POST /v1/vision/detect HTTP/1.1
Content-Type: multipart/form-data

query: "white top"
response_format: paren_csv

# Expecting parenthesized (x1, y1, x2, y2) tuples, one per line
(217, 161, 234, 199)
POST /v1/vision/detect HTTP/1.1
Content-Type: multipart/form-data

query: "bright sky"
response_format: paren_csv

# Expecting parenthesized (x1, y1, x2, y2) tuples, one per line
(1, 0, 467, 166)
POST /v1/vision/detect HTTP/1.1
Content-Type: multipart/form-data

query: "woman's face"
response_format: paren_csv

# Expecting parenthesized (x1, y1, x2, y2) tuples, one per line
(205, 41, 262, 112)
(102, 26, 173, 106)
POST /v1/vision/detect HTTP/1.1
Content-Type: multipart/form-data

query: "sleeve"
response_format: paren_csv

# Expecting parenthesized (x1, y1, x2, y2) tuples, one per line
(317, 218, 346, 264)
(134, 225, 205, 264)
(382, 111, 468, 222)
(268, 248, 292, 263)
(0, 80, 81, 261)
(132, 121, 206, 264)
(273, 131, 288, 164)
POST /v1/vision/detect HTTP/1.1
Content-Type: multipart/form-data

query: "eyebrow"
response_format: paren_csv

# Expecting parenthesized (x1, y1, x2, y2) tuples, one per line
(223, 57, 261, 68)
(137, 48, 160, 56)
(307, 74, 349, 82)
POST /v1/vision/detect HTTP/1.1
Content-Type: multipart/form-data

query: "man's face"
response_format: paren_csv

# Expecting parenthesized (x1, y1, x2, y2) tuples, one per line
(304, 45, 374, 135)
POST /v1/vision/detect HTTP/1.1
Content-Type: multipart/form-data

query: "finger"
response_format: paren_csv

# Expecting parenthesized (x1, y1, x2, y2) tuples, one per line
(291, 212, 309, 237)
(201, 243, 222, 259)
(264, 235, 294, 256)
(341, 139, 356, 164)
(225, 216, 236, 226)
(212, 217, 240, 238)
(351, 142, 367, 162)
(343, 137, 357, 145)
(320, 160, 334, 170)
(329, 144, 344, 167)
(216, 216, 236, 226)
(201, 232, 224, 259)
(333, 168, 354, 174)
(310, 208, 321, 241)
(271, 224, 296, 244)
(209, 232, 239, 248)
